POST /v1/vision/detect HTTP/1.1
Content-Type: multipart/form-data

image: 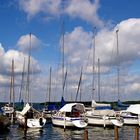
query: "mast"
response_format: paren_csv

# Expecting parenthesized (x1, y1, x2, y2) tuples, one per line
(9, 59, 15, 108)
(92, 27, 96, 99)
(98, 58, 100, 102)
(9, 62, 12, 104)
(12, 59, 15, 109)
(48, 67, 52, 102)
(116, 29, 120, 100)
(26, 33, 31, 104)
(61, 21, 65, 99)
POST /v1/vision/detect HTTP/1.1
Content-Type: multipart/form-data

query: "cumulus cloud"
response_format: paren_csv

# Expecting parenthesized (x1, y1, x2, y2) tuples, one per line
(0, 43, 5, 56)
(64, 26, 92, 64)
(18, 0, 103, 27)
(18, 0, 62, 19)
(0, 44, 41, 88)
(16, 34, 42, 53)
(3, 50, 41, 74)
(58, 18, 140, 101)
(65, 0, 103, 27)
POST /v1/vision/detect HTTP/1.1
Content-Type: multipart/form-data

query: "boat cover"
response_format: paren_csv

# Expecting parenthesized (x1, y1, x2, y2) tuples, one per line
(126, 104, 140, 114)
(59, 103, 85, 113)
(91, 100, 111, 110)
(89, 109, 115, 116)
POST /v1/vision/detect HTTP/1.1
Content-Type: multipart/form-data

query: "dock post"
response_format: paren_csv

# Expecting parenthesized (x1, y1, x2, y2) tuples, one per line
(84, 129, 88, 140)
(114, 126, 119, 140)
(135, 126, 139, 140)
(24, 115, 27, 129)
(24, 114, 27, 138)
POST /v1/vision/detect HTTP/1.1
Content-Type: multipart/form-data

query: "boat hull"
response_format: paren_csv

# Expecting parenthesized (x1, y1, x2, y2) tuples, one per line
(16, 111, 46, 128)
(52, 116, 87, 128)
(87, 115, 113, 126)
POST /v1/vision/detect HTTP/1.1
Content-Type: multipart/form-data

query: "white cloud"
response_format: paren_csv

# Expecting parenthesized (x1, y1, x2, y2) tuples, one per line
(16, 34, 42, 53)
(57, 18, 140, 101)
(0, 45, 41, 87)
(0, 44, 42, 102)
(3, 50, 41, 74)
(18, 0, 103, 27)
(0, 43, 5, 56)
(65, 0, 103, 27)
(64, 26, 92, 65)
(18, 0, 62, 19)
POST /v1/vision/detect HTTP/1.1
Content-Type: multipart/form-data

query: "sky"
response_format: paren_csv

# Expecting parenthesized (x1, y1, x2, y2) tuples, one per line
(0, 0, 140, 103)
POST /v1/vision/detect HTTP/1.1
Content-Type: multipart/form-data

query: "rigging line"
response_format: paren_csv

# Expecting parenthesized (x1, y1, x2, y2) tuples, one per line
(92, 27, 96, 99)
(63, 69, 67, 93)
(75, 67, 83, 102)
(19, 58, 25, 103)
(104, 31, 116, 101)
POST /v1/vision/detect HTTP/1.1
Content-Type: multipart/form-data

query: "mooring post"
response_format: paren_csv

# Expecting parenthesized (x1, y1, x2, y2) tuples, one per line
(84, 129, 88, 140)
(24, 115, 27, 129)
(135, 126, 139, 140)
(24, 114, 27, 137)
(114, 126, 119, 140)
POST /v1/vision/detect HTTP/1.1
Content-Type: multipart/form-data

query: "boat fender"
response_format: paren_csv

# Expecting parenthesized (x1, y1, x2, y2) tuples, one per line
(39, 118, 44, 126)
(84, 118, 88, 123)
(115, 114, 124, 124)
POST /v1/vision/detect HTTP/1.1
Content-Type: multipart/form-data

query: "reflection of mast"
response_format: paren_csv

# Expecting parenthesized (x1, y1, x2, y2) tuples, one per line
(97, 58, 100, 102)
(92, 27, 96, 99)
(116, 29, 120, 100)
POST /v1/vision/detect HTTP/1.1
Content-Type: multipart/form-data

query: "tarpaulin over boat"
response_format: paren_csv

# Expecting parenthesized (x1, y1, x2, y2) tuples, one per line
(59, 103, 85, 113)
(126, 104, 140, 114)
(91, 100, 112, 110)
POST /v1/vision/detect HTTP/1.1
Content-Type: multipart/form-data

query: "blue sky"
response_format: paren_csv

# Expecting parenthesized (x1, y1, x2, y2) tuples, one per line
(0, 0, 140, 103)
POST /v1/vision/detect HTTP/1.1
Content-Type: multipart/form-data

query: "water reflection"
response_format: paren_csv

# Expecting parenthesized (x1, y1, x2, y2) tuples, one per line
(0, 123, 139, 140)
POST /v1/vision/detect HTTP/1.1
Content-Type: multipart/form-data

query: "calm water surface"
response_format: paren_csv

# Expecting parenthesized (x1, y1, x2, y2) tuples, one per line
(0, 124, 139, 140)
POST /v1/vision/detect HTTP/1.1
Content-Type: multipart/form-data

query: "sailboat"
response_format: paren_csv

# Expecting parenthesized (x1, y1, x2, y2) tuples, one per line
(51, 22, 88, 129)
(112, 29, 140, 126)
(52, 103, 88, 128)
(1, 60, 14, 117)
(86, 29, 123, 127)
(16, 33, 46, 128)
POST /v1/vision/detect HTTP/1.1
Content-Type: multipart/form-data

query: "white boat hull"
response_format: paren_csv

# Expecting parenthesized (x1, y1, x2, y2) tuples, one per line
(52, 116, 87, 128)
(123, 117, 139, 125)
(1, 106, 14, 114)
(87, 115, 113, 126)
(16, 111, 46, 128)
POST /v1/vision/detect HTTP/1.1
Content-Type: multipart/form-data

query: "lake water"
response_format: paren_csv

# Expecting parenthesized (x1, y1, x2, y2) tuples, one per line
(0, 124, 139, 140)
